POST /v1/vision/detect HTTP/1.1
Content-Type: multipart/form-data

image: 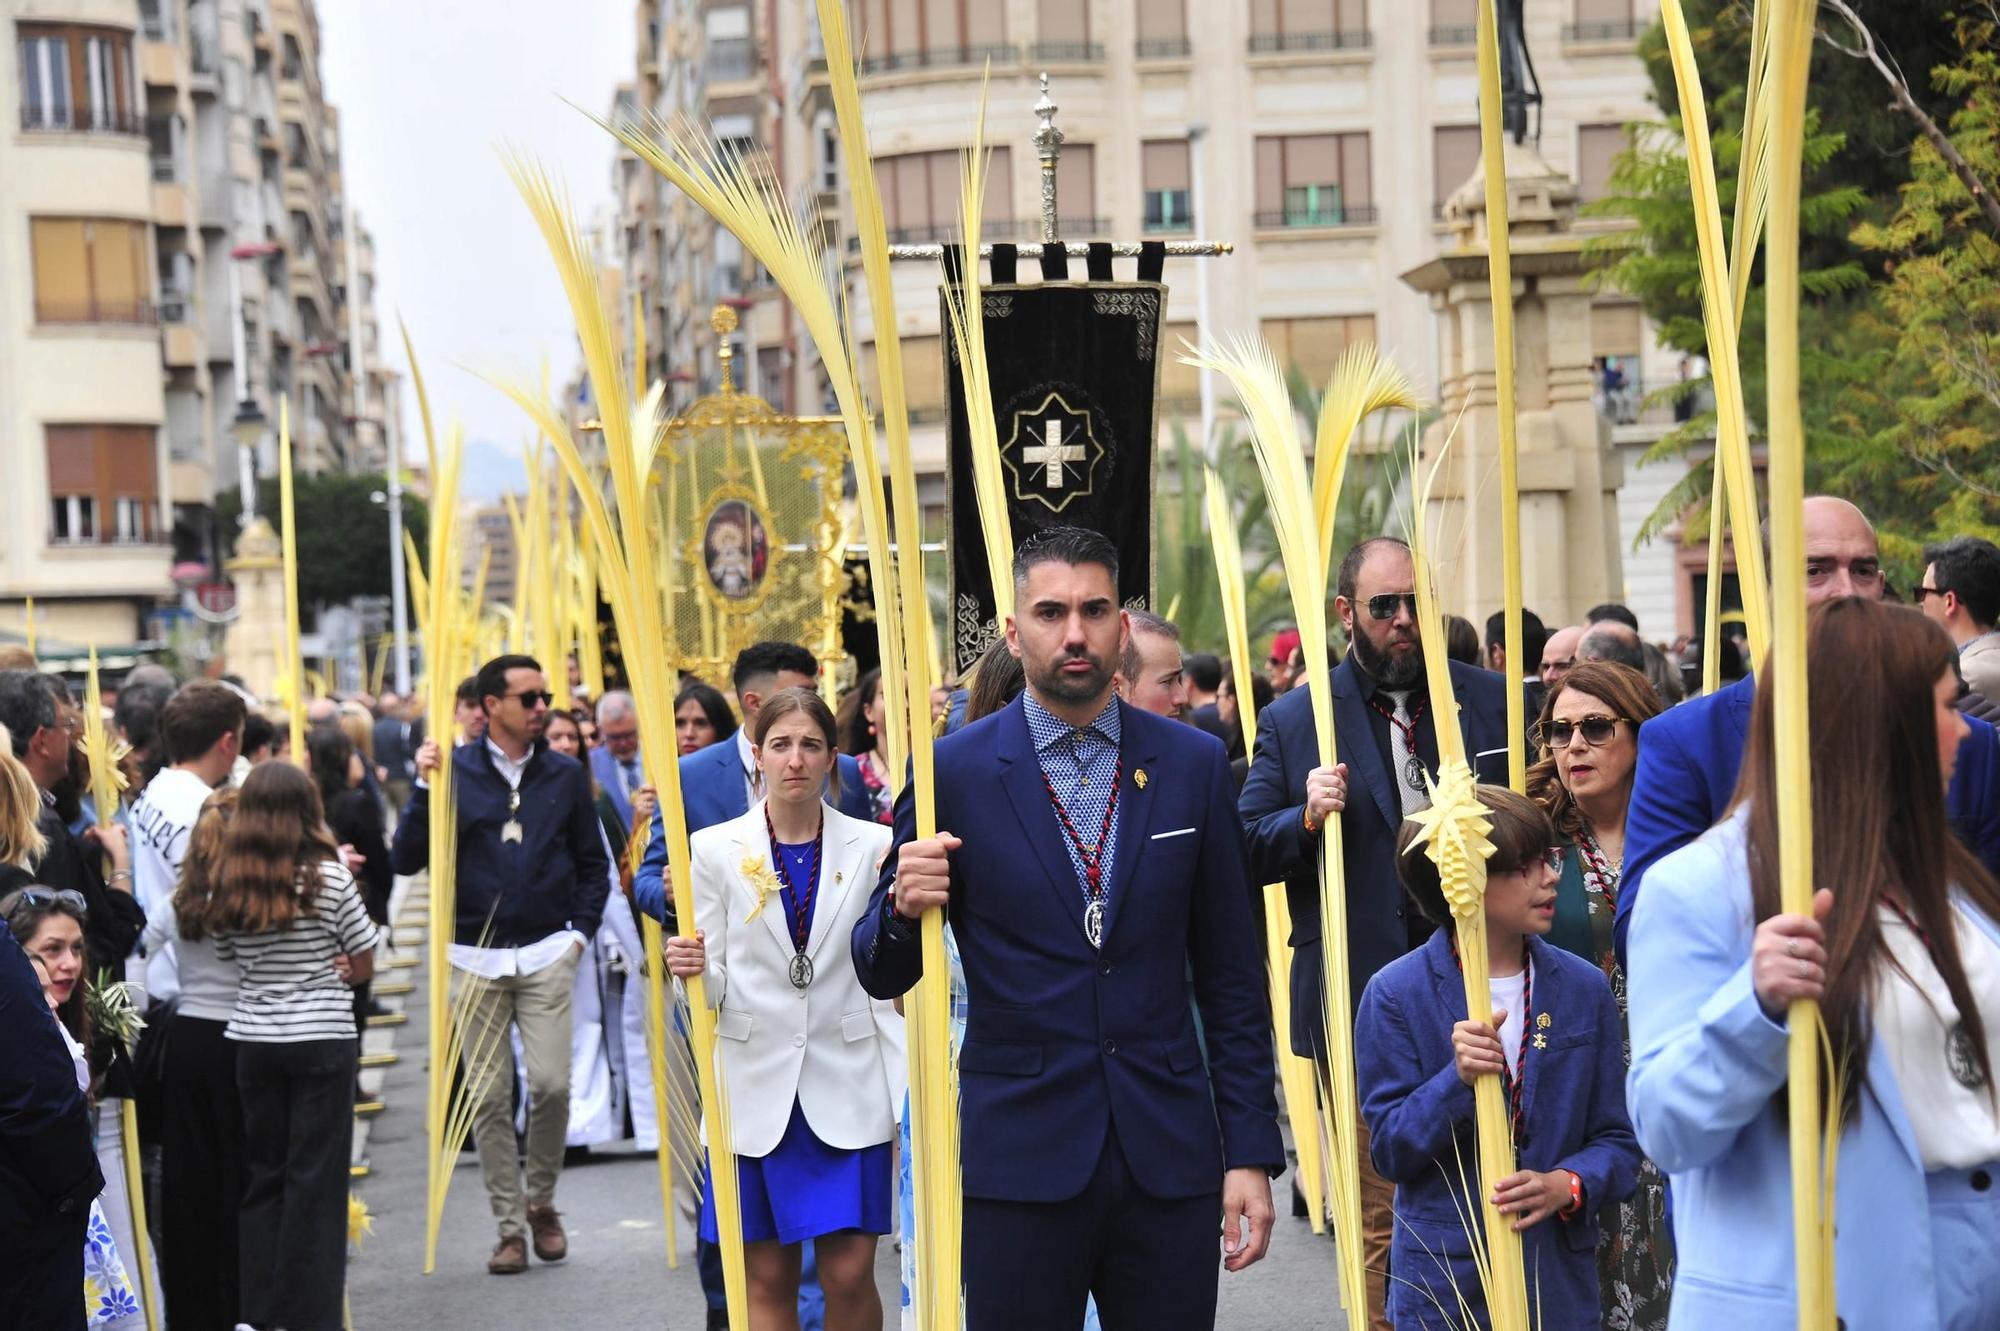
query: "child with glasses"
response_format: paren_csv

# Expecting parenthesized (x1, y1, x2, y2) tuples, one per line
(1355, 786, 1640, 1331)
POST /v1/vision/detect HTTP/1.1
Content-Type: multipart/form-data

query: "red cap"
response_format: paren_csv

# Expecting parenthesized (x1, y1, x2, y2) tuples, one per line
(1268, 628, 1301, 665)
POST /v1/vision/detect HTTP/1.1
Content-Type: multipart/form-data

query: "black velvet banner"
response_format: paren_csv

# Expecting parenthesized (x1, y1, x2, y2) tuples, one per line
(942, 277, 1165, 674)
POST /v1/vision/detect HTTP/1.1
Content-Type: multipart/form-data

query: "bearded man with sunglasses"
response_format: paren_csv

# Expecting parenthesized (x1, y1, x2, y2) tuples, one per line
(1239, 534, 1521, 1331)
(392, 653, 610, 1275)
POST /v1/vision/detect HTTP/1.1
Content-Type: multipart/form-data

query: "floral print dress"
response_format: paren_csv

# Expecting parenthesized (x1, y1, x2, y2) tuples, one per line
(54, 1020, 142, 1328)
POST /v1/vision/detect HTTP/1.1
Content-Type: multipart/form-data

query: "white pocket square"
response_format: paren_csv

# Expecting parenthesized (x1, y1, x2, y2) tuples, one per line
(1150, 827, 1197, 841)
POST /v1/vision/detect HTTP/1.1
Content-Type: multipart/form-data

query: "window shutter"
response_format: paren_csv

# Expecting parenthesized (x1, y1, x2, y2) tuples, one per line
(31, 219, 90, 321)
(1143, 140, 1191, 193)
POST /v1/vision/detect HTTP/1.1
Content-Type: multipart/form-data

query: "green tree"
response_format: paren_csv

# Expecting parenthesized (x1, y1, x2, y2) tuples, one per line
(1830, 7, 2000, 556)
(215, 471, 429, 624)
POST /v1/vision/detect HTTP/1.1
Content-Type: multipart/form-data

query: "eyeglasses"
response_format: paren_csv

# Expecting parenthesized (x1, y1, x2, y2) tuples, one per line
(1366, 593, 1418, 621)
(511, 690, 554, 709)
(1536, 716, 1631, 748)
(1495, 847, 1565, 878)
(1914, 585, 1944, 602)
(0, 886, 88, 917)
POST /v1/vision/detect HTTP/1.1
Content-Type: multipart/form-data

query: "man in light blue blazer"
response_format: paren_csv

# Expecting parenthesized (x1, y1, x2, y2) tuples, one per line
(587, 689, 645, 831)
(630, 639, 868, 1331)
(1617, 498, 2000, 971)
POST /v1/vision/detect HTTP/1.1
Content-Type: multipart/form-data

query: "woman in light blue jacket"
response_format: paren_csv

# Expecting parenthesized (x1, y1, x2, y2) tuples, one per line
(1628, 599, 2000, 1331)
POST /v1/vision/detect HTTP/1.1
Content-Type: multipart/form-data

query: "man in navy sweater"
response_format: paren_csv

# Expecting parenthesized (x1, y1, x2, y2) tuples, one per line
(393, 654, 610, 1276)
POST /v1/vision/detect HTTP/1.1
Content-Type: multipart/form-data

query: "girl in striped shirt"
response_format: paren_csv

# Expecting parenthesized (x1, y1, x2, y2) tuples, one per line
(200, 762, 378, 1331)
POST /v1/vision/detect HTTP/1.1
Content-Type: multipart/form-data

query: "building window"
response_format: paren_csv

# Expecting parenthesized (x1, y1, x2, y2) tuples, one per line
(1143, 141, 1193, 233)
(850, 0, 1011, 74)
(1567, 0, 1643, 43)
(1255, 134, 1373, 228)
(1577, 123, 1626, 202)
(46, 425, 159, 547)
(1136, 0, 1189, 58)
(31, 218, 154, 325)
(706, 5, 755, 79)
(1260, 315, 1378, 388)
(1249, 0, 1371, 53)
(1432, 125, 1480, 215)
(1428, 0, 1477, 46)
(861, 335, 945, 422)
(1033, 0, 1102, 62)
(873, 147, 1014, 245)
(17, 24, 136, 133)
(1056, 144, 1102, 237)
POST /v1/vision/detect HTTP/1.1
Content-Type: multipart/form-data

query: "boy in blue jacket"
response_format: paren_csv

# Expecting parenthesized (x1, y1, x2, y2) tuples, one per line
(1355, 786, 1638, 1329)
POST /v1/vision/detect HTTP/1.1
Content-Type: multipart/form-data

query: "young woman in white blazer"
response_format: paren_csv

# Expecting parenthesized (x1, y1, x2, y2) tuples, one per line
(667, 686, 901, 1331)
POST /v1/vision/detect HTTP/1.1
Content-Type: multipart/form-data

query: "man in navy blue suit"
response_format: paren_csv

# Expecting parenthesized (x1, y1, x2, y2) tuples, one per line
(1238, 534, 1519, 1331)
(0, 930, 104, 1330)
(631, 639, 869, 1331)
(1617, 496, 2000, 969)
(854, 527, 1282, 1331)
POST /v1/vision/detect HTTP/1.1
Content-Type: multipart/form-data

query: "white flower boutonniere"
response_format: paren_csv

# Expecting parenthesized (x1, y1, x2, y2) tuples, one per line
(740, 853, 781, 923)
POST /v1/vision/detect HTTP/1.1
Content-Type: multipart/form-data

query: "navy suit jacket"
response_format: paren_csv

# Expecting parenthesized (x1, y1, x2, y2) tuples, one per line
(633, 737, 871, 924)
(589, 744, 643, 830)
(1239, 655, 1520, 1057)
(0, 934, 102, 1273)
(1616, 673, 2000, 970)
(1356, 930, 1640, 1331)
(373, 715, 420, 780)
(851, 696, 1284, 1204)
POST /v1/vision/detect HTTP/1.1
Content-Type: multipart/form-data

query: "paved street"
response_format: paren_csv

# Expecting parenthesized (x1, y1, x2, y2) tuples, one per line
(347, 878, 1350, 1329)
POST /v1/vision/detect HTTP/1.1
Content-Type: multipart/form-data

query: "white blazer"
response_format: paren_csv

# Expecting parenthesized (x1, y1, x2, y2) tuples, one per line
(687, 799, 903, 1159)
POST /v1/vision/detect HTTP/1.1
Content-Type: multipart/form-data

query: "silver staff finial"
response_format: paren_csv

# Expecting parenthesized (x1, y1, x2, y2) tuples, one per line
(1034, 72, 1064, 244)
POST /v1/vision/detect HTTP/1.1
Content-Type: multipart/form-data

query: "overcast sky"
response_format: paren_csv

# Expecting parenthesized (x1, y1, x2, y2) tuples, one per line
(318, 1, 633, 499)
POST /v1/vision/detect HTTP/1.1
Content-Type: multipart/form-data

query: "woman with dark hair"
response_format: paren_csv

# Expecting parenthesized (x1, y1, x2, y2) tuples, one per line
(1217, 668, 1274, 768)
(6, 885, 144, 1328)
(675, 681, 738, 757)
(310, 726, 393, 1037)
(1526, 661, 1671, 1328)
(1444, 613, 1482, 667)
(1629, 599, 2000, 1328)
(200, 762, 378, 1331)
(965, 640, 1026, 726)
(837, 669, 893, 825)
(664, 687, 900, 1331)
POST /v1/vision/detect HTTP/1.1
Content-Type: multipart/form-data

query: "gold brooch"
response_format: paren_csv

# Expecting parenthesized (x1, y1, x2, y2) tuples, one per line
(1134, 769, 1148, 789)
(1535, 1013, 1551, 1030)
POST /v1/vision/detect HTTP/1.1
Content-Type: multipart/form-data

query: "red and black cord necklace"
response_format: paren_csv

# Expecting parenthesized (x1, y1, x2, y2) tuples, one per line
(1043, 756, 1122, 949)
(1454, 938, 1535, 1145)
(765, 806, 824, 990)
(1368, 691, 1429, 793)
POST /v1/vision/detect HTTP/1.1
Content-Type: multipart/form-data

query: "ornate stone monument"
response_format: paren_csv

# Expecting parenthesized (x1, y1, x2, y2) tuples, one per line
(222, 516, 287, 701)
(1400, 138, 1624, 628)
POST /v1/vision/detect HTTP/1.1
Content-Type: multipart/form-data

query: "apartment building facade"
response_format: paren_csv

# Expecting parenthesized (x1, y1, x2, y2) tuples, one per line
(617, 0, 1696, 635)
(4, 0, 387, 647)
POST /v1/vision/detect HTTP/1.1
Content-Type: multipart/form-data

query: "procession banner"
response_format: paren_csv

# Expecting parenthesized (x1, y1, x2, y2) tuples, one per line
(944, 271, 1163, 672)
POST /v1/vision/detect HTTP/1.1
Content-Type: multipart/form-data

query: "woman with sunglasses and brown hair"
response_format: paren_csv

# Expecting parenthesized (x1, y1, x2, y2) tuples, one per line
(1526, 661, 1671, 1329)
(196, 761, 378, 1331)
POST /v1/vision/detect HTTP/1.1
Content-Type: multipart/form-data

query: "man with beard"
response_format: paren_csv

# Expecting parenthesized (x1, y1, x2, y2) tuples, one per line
(855, 526, 1281, 1330)
(1237, 535, 1518, 1331)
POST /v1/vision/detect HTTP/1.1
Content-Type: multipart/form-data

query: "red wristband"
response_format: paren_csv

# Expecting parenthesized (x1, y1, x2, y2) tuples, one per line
(1558, 1169, 1582, 1219)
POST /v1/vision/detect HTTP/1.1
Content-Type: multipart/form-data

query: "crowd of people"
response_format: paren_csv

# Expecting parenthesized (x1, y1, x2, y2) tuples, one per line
(4, 505, 2000, 1330)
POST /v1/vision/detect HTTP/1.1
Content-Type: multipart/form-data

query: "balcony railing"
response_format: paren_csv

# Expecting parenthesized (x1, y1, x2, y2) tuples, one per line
(139, 0, 175, 42)
(160, 291, 192, 323)
(1056, 215, 1110, 237)
(1135, 36, 1192, 59)
(36, 297, 158, 326)
(858, 43, 1021, 75)
(1029, 40, 1105, 63)
(1248, 30, 1373, 53)
(845, 218, 1042, 251)
(21, 106, 145, 136)
(1255, 202, 1379, 229)
(1143, 214, 1195, 234)
(151, 154, 182, 182)
(1563, 18, 1646, 41)
(1428, 24, 1476, 46)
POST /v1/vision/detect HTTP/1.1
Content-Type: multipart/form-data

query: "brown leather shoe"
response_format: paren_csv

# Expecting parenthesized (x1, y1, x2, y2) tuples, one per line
(487, 1234, 528, 1274)
(526, 1203, 567, 1262)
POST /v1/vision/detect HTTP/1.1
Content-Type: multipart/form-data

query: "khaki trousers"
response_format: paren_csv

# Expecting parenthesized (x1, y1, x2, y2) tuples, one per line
(1355, 1117, 1395, 1331)
(455, 949, 579, 1239)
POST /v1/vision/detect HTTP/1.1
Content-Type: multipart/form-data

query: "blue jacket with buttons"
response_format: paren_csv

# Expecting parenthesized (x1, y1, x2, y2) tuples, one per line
(392, 740, 611, 948)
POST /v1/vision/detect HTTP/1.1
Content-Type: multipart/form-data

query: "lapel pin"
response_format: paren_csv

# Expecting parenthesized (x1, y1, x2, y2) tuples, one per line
(1532, 1033, 1547, 1050)
(1134, 768, 1148, 789)
(1535, 1013, 1551, 1029)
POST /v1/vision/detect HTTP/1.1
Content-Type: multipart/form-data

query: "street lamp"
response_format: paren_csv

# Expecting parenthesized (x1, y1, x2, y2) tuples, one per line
(231, 397, 268, 525)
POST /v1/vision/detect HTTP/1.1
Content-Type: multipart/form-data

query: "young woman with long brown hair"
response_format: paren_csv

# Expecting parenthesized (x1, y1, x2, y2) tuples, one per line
(1628, 598, 2000, 1329)
(198, 761, 378, 1331)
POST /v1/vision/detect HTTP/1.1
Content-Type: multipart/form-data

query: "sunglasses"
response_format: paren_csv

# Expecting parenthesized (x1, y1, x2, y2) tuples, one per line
(511, 690, 554, 709)
(0, 886, 88, 917)
(1366, 593, 1418, 621)
(1536, 716, 1630, 748)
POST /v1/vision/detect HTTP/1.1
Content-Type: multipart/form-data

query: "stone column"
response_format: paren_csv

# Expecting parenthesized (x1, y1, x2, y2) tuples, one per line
(1399, 140, 1624, 631)
(222, 517, 286, 703)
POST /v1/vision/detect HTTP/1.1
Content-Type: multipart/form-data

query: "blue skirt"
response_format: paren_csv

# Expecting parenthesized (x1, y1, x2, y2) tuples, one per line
(699, 1098, 892, 1246)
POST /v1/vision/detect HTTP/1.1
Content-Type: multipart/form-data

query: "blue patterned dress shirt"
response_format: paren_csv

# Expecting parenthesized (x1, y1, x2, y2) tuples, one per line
(1022, 692, 1124, 916)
